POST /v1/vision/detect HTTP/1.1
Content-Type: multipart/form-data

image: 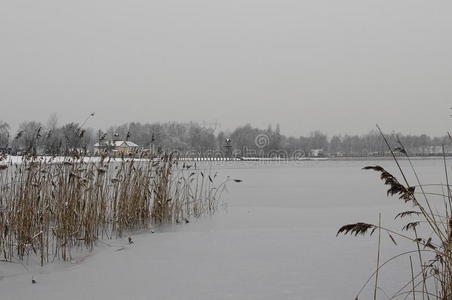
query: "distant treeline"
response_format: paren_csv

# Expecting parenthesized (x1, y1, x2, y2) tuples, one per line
(0, 117, 450, 157)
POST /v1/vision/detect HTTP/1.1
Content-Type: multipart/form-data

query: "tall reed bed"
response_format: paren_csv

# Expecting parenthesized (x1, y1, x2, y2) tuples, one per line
(0, 153, 227, 265)
(338, 127, 452, 300)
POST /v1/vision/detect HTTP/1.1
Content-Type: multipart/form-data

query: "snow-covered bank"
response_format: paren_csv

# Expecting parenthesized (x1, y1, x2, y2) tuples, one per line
(1, 155, 152, 165)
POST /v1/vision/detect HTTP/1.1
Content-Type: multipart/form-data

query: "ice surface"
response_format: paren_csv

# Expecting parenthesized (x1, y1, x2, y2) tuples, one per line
(0, 159, 447, 299)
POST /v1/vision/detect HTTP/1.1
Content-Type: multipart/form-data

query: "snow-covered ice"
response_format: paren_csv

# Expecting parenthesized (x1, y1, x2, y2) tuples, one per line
(0, 159, 447, 299)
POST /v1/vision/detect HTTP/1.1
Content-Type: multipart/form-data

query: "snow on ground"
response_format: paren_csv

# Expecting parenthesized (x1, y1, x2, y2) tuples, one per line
(0, 159, 447, 299)
(1, 155, 150, 165)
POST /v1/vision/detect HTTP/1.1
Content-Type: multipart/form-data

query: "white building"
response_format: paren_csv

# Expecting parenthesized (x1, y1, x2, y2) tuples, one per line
(94, 140, 139, 155)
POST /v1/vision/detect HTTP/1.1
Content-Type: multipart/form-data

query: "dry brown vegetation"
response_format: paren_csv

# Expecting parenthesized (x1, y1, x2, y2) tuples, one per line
(338, 127, 452, 300)
(0, 153, 228, 266)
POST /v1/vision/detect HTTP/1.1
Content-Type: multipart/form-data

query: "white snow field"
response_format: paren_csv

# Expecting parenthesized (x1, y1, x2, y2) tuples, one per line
(0, 159, 447, 299)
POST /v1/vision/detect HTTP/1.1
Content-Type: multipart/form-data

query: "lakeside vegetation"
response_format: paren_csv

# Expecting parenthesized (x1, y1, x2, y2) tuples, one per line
(0, 152, 229, 266)
(338, 128, 452, 299)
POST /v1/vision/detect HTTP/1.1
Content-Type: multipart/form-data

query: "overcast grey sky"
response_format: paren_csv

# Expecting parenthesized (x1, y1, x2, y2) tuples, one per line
(1, 0, 451, 136)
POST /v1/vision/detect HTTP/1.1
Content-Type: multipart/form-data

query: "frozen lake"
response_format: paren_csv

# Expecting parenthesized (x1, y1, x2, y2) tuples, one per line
(0, 158, 447, 299)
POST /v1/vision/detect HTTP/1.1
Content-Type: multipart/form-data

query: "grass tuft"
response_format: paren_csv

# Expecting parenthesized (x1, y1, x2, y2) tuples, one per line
(339, 126, 452, 299)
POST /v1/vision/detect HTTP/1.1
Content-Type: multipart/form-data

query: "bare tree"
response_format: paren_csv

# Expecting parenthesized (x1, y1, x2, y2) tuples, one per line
(0, 121, 10, 150)
(13, 121, 43, 155)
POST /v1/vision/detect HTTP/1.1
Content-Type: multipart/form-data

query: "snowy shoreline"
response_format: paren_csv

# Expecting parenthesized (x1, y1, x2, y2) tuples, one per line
(1, 154, 448, 166)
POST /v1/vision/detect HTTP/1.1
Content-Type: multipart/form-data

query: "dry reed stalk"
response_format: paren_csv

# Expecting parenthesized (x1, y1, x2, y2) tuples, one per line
(410, 256, 416, 300)
(374, 213, 382, 300)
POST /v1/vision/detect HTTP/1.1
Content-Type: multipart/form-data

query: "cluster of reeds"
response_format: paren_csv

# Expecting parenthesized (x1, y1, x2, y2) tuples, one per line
(0, 153, 228, 266)
(337, 126, 452, 300)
